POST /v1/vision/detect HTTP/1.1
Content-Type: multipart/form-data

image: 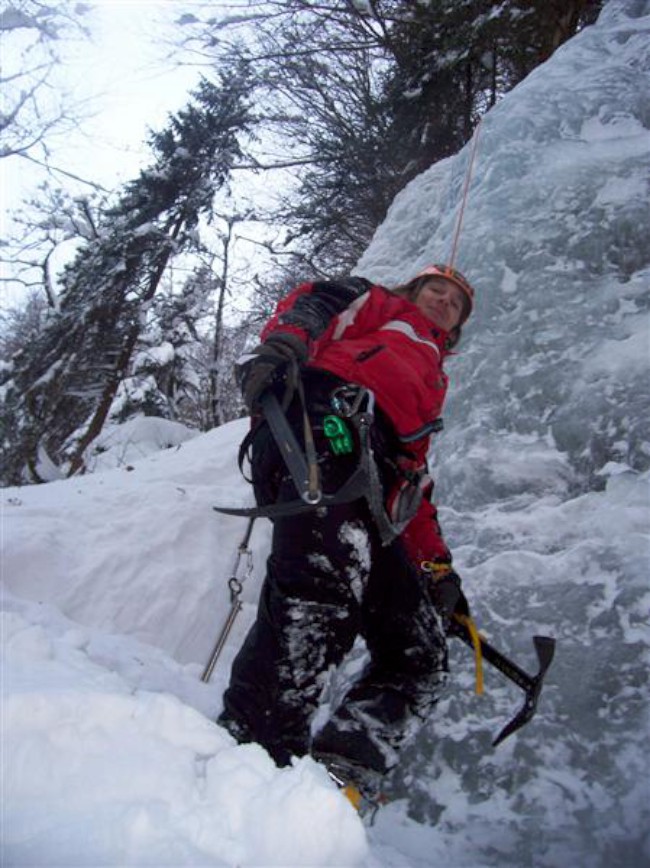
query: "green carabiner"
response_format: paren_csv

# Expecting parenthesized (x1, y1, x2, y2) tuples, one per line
(323, 414, 354, 455)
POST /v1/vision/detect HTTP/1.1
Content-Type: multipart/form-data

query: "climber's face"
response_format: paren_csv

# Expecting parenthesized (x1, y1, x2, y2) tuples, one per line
(415, 277, 466, 331)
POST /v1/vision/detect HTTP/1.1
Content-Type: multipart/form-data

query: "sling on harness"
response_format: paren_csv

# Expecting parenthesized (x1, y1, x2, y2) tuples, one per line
(213, 384, 411, 545)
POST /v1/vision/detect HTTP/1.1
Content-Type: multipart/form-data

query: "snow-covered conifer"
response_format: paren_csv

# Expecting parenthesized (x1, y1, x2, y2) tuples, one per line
(0, 70, 252, 484)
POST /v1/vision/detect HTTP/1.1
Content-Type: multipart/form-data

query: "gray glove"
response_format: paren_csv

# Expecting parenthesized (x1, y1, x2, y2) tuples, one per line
(236, 333, 308, 412)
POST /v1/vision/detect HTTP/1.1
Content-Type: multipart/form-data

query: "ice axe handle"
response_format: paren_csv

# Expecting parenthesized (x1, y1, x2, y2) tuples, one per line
(451, 619, 556, 746)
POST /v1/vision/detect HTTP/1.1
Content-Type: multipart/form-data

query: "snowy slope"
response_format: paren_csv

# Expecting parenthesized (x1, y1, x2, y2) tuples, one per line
(3, 423, 376, 867)
(4, 421, 648, 866)
(3, 1, 650, 866)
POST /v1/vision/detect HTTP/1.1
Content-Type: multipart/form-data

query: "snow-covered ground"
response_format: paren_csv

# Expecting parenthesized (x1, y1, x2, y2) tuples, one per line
(3, 418, 649, 866)
(3, 1, 650, 865)
(3, 421, 374, 867)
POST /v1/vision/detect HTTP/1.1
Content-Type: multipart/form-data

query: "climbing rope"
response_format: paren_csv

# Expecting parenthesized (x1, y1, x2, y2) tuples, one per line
(449, 117, 483, 268)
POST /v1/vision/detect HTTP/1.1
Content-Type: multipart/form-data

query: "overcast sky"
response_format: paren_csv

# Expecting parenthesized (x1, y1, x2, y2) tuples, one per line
(2, 2, 277, 308)
(4, 1, 201, 201)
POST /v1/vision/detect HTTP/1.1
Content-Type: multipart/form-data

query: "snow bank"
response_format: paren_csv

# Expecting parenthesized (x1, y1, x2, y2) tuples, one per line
(84, 415, 198, 473)
(3, 600, 367, 867)
(2, 420, 263, 667)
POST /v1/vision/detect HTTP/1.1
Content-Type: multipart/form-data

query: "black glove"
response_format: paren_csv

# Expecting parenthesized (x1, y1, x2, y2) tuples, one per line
(236, 333, 308, 413)
(425, 565, 469, 624)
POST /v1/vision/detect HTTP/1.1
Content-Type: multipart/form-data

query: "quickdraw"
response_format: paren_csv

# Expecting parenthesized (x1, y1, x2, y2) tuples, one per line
(201, 516, 256, 683)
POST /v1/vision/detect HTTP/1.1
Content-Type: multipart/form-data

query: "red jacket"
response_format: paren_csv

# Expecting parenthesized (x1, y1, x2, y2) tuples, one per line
(261, 279, 454, 565)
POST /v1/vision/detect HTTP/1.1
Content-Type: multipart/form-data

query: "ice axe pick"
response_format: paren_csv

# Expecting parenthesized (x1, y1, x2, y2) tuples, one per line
(450, 618, 556, 746)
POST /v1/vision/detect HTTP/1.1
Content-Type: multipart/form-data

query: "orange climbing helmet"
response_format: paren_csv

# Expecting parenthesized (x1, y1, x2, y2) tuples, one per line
(415, 264, 475, 323)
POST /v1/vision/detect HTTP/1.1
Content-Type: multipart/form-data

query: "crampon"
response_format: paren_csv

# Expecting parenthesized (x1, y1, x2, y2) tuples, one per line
(318, 754, 389, 816)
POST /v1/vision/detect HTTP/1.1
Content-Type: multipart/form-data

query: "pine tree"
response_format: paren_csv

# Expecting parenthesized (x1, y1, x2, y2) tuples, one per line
(1, 71, 252, 484)
(382, 0, 603, 169)
(108, 275, 210, 430)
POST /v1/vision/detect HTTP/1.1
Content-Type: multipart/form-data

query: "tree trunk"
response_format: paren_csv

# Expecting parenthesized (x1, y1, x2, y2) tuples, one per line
(210, 218, 235, 428)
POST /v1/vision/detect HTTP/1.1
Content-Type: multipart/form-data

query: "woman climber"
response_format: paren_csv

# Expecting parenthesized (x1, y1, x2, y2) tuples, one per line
(218, 264, 475, 801)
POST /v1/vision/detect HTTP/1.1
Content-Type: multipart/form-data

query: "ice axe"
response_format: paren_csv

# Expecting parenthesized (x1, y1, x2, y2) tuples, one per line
(450, 617, 556, 746)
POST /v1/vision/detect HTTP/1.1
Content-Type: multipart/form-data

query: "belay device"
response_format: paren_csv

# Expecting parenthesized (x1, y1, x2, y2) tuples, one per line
(323, 414, 354, 455)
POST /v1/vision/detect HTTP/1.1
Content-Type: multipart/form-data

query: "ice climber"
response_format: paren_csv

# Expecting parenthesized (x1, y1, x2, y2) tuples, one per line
(218, 264, 476, 803)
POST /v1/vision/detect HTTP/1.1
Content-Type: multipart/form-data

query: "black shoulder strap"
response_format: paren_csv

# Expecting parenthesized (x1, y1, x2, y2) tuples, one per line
(217, 387, 406, 546)
(237, 419, 262, 483)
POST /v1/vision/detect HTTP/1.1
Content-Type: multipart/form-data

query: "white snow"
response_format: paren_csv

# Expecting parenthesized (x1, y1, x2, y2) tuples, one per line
(83, 415, 198, 474)
(3, 422, 370, 867)
(132, 342, 176, 373)
(3, 1, 650, 866)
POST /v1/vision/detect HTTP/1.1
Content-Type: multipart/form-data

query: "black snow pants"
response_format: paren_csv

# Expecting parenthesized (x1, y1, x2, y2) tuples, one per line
(218, 369, 449, 775)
